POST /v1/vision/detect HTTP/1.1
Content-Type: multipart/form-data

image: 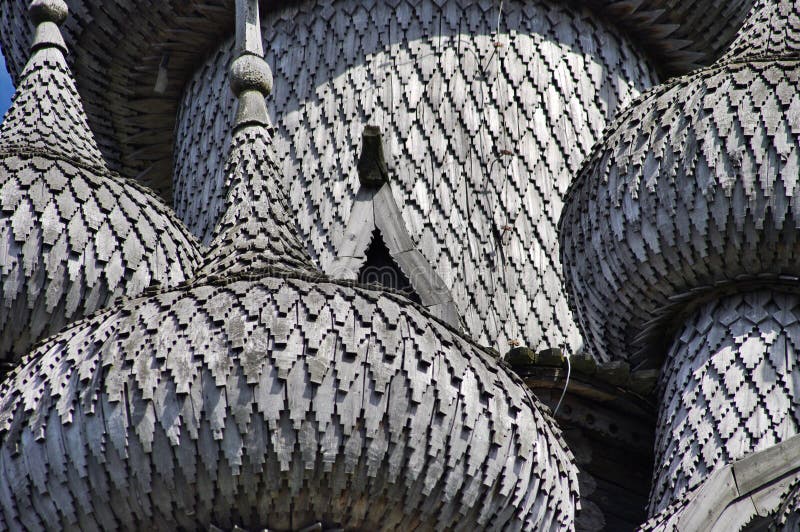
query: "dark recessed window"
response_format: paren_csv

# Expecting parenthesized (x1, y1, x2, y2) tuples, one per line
(358, 230, 421, 304)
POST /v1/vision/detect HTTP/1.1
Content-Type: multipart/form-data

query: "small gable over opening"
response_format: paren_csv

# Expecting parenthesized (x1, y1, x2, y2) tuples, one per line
(330, 126, 461, 328)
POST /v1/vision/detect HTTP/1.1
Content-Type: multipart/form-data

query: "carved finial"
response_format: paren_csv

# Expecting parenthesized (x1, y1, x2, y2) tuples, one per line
(29, 0, 68, 51)
(29, 0, 68, 24)
(230, 0, 272, 128)
(230, 55, 273, 97)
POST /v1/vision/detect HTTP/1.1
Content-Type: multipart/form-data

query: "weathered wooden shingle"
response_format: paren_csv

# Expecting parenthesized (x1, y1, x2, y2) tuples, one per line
(196, 125, 319, 279)
(0, 2, 580, 528)
(560, 0, 800, 526)
(0, 1, 202, 367)
(561, 0, 800, 366)
(0, 275, 581, 530)
(651, 289, 800, 516)
(773, 479, 800, 530)
(172, 0, 659, 356)
(0, 0, 753, 189)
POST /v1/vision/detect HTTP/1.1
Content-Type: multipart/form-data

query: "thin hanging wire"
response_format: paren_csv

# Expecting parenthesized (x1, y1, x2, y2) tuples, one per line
(553, 349, 571, 415)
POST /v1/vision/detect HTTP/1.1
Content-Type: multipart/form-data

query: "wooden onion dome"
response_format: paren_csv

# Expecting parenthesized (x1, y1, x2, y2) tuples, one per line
(0, 2, 579, 529)
(0, 0, 201, 368)
(560, 0, 800, 525)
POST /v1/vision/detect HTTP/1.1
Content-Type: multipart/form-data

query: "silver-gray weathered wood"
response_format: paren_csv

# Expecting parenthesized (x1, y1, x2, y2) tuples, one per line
(0, 2, 580, 529)
(0, 0, 201, 366)
(171, 0, 659, 356)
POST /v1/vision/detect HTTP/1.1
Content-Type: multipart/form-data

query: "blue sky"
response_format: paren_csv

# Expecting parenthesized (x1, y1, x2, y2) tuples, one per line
(0, 51, 14, 119)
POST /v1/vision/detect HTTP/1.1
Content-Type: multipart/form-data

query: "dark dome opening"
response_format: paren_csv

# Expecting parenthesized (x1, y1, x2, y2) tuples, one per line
(358, 229, 421, 305)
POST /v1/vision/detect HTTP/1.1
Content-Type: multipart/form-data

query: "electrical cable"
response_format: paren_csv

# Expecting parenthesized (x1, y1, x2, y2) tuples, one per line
(553, 350, 571, 415)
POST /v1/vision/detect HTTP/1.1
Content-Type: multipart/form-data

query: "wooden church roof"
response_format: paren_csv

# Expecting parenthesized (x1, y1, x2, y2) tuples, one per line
(0, 0, 754, 199)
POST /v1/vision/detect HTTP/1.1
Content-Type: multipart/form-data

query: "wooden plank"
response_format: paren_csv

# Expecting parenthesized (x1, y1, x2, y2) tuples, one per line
(373, 183, 415, 255)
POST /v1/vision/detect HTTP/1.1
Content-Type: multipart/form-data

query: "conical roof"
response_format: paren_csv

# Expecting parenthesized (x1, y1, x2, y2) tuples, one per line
(0, 1, 579, 528)
(0, 0, 201, 365)
(559, 0, 800, 365)
(196, 104, 317, 278)
(196, 5, 317, 279)
(721, 0, 800, 62)
(0, 5, 105, 169)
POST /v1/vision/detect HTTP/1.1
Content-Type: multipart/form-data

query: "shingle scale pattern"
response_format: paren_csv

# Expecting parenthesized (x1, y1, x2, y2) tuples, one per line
(0, 0, 751, 87)
(650, 289, 800, 515)
(0, 274, 579, 531)
(0, 9, 202, 366)
(559, 8, 800, 363)
(0, 5, 580, 525)
(574, 0, 754, 73)
(197, 124, 318, 280)
(721, 0, 800, 63)
(0, 46, 105, 170)
(0, 154, 202, 366)
(173, 0, 656, 354)
(773, 478, 800, 530)
(637, 486, 693, 531)
(560, 0, 800, 521)
(0, 0, 753, 202)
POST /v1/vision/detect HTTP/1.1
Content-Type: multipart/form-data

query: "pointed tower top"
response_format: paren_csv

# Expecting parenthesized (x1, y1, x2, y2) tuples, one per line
(0, 0, 107, 170)
(721, 0, 800, 63)
(197, 0, 317, 279)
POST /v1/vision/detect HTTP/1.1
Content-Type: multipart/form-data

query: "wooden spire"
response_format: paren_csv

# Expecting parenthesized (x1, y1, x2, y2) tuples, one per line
(197, 0, 317, 279)
(0, 0, 107, 170)
(722, 0, 800, 62)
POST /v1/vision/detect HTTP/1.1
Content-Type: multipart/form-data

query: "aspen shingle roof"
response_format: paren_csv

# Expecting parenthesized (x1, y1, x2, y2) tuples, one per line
(0, 0, 754, 198)
(0, 0, 201, 365)
(560, 0, 800, 366)
(0, 2, 580, 528)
